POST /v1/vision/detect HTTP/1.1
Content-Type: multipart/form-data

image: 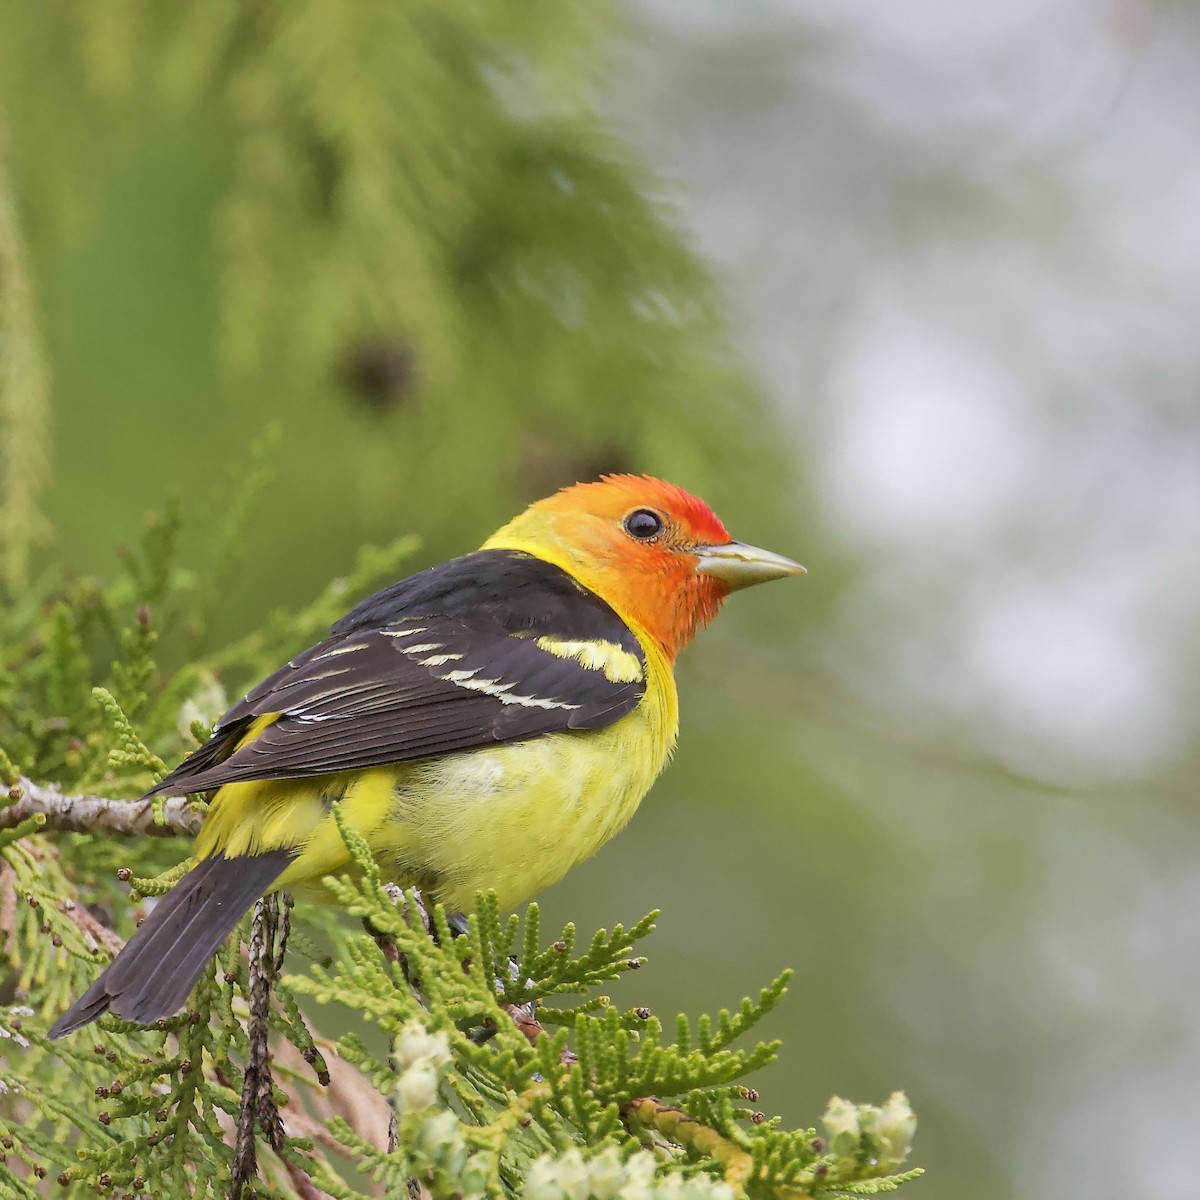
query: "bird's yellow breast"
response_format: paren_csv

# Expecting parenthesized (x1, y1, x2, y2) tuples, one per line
(198, 637, 678, 912)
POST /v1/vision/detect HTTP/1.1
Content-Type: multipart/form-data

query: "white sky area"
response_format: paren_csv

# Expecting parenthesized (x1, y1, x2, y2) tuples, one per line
(619, 0, 1200, 787)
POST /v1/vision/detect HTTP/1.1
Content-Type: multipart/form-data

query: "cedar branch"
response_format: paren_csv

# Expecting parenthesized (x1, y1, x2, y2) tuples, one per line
(1, 777, 202, 837)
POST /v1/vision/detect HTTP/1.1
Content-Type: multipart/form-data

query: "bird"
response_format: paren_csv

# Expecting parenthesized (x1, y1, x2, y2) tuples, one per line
(50, 475, 804, 1038)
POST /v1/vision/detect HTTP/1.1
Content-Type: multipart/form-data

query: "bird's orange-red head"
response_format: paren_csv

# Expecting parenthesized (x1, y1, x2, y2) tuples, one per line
(483, 475, 804, 659)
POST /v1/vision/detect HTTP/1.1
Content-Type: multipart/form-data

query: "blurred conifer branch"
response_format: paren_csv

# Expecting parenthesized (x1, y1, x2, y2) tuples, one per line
(0, 140, 51, 593)
(0, 1, 788, 525)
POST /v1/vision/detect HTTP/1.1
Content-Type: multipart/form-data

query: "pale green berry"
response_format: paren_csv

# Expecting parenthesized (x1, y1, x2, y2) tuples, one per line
(822, 1095, 862, 1158)
(395, 1063, 439, 1112)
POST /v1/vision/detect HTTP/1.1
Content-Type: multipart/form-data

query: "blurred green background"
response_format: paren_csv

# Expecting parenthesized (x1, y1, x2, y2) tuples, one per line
(4, 3, 1199, 1198)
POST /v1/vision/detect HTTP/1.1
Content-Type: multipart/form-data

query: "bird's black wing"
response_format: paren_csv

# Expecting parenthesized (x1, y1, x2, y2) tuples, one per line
(148, 550, 647, 794)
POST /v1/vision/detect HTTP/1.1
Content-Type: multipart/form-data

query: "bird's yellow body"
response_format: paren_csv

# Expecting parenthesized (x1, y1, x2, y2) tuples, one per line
(199, 635, 679, 910)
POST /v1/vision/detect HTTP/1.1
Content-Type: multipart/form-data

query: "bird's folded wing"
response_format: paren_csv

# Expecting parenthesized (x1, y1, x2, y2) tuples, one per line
(148, 551, 647, 794)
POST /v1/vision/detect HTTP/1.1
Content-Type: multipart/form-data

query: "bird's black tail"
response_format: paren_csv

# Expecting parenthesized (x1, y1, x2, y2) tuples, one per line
(49, 849, 293, 1039)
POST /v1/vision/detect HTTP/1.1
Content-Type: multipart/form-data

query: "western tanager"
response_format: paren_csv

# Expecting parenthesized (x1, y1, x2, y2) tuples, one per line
(50, 475, 803, 1037)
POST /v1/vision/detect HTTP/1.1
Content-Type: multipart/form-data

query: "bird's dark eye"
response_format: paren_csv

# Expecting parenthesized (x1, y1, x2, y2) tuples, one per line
(624, 509, 664, 540)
